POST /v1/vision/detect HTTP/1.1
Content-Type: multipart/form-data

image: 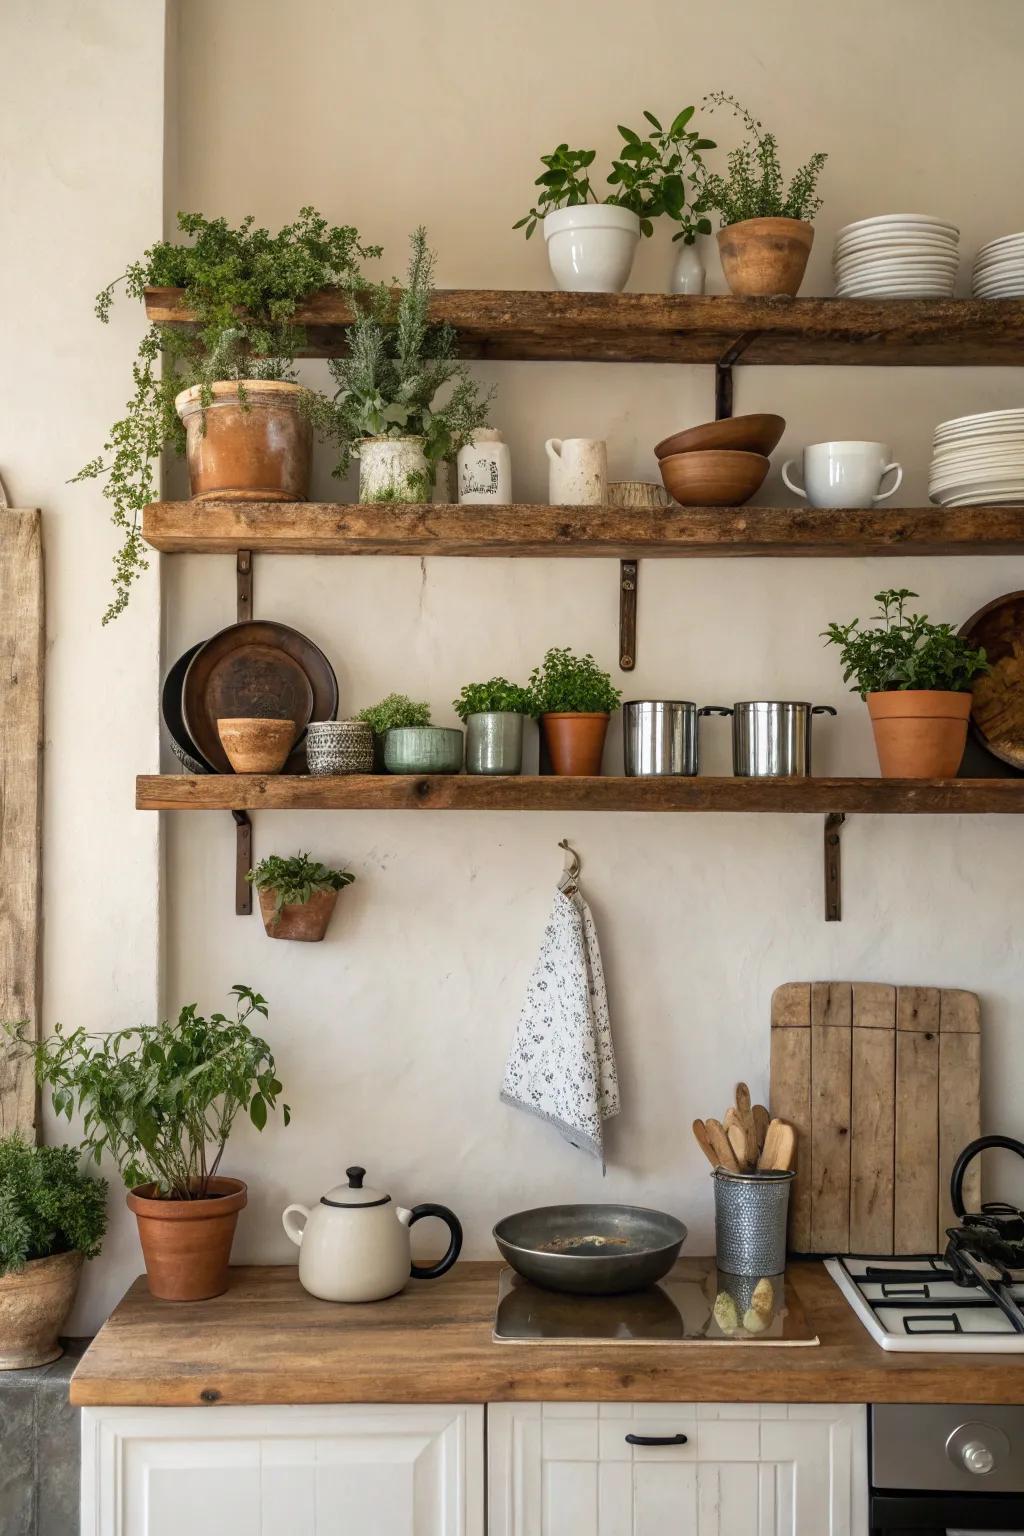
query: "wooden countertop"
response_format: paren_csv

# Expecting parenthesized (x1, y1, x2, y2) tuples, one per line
(70, 1261, 1022, 1408)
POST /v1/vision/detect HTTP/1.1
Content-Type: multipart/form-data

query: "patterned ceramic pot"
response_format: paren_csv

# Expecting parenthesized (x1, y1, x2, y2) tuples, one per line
(306, 720, 373, 776)
(358, 436, 431, 503)
(383, 726, 464, 774)
(465, 712, 524, 774)
(457, 429, 512, 505)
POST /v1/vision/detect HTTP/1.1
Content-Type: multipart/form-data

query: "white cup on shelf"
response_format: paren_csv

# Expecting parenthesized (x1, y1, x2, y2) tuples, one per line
(782, 440, 903, 508)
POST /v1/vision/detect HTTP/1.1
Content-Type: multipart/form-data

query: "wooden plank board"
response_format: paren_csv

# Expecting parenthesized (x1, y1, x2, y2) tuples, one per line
(0, 507, 43, 1138)
(938, 990, 982, 1232)
(136, 774, 1024, 815)
(769, 985, 811, 1250)
(849, 985, 895, 1253)
(809, 984, 852, 1254)
(140, 500, 1024, 558)
(894, 994, 941, 1254)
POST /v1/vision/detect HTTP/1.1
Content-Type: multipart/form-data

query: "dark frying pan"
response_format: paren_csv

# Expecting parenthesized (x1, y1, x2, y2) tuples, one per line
(960, 591, 1024, 771)
(161, 642, 213, 775)
(493, 1204, 687, 1295)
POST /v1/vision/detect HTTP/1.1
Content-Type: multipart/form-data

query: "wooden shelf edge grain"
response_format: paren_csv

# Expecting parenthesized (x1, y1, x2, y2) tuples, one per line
(141, 501, 1024, 557)
(136, 774, 1024, 814)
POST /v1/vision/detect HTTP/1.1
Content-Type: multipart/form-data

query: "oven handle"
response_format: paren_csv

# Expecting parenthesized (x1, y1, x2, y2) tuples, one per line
(950, 1134, 1024, 1218)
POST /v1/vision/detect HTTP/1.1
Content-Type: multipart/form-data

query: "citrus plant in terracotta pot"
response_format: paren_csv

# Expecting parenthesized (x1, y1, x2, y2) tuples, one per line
(699, 94, 827, 297)
(528, 647, 622, 776)
(823, 589, 989, 778)
(16, 986, 288, 1302)
(0, 1134, 107, 1368)
(247, 852, 355, 942)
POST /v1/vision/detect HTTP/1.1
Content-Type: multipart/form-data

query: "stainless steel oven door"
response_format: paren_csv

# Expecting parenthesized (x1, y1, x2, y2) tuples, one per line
(872, 1404, 1024, 1534)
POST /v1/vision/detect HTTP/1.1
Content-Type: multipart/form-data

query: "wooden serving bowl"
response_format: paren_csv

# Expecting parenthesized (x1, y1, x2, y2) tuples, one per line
(659, 449, 770, 507)
(654, 414, 786, 460)
(216, 716, 296, 774)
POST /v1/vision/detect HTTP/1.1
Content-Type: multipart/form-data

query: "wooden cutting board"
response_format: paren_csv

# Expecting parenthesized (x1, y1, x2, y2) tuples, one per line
(770, 982, 981, 1256)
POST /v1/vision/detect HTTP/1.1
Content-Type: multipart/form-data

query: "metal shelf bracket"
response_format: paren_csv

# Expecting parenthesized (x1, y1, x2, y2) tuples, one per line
(233, 549, 254, 914)
(714, 331, 761, 421)
(824, 812, 845, 921)
(619, 559, 638, 671)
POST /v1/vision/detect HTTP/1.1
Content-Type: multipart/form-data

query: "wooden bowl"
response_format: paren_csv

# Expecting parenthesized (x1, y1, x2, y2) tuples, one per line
(654, 414, 786, 460)
(216, 717, 296, 774)
(659, 449, 770, 507)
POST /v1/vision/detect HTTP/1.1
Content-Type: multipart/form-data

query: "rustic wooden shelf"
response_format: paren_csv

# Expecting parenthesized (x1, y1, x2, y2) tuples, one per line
(136, 775, 1024, 815)
(144, 287, 1024, 366)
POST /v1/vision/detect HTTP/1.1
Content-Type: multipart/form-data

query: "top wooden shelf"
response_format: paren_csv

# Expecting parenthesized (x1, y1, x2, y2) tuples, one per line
(144, 287, 1024, 366)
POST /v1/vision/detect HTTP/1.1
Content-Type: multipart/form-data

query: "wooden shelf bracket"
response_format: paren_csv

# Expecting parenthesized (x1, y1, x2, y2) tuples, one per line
(824, 811, 845, 922)
(233, 549, 254, 915)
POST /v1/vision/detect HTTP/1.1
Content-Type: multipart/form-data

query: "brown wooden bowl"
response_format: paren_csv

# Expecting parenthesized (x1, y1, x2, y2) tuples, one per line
(217, 716, 296, 774)
(659, 449, 770, 507)
(654, 414, 786, 460)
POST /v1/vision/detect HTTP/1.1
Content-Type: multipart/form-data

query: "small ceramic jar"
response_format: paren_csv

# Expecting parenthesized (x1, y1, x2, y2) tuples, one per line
(457, 428, 512, 505)
(306, 721, 373, 776)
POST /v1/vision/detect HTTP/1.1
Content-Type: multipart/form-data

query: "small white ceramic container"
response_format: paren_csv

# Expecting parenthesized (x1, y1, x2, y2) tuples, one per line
(543, 205, 640, 293)
(670, 241, 706, 295)
(782, 441, 903, 508)
(546, 437, 607, 505)
(358, 435, 430, 503)
(457, 428, 512, 504)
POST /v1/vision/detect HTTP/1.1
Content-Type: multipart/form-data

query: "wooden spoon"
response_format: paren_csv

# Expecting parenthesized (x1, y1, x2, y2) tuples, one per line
(752, 1102, 771, 1150)
(705, 1117, 742, 1173)
(727, 1122, 748, 1168)
(692, 1118, 719, 1169)
(735, 1082, 760, 1167)
(758, 1118, 796, 1172)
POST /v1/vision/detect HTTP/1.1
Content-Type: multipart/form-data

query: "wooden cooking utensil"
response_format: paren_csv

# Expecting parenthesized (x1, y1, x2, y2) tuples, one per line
(691, 1119, 719, 1169)
(735, 1082, 759, 1167)
(705, 1118, 742, 1173)
(752, 1103, 771, 1150)
(727, 1123, 748, 1168)
(758, 1118, 783, 1171)
(723, 1105, 741, 1133)
(758, 1118, 796, 1172)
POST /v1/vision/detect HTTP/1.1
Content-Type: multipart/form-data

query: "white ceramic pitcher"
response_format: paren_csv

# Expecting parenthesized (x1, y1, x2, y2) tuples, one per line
(546, 438, 608, 505)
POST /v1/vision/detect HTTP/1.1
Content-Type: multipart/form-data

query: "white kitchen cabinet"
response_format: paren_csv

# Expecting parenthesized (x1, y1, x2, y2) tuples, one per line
(81, 1403, 484, 1536)
(487, 1402, 868, 1536)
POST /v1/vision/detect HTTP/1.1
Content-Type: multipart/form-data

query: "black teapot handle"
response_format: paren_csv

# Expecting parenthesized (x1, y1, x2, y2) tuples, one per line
(409, 1204, 463, 1280)
(950, 1135, 1024, 1218)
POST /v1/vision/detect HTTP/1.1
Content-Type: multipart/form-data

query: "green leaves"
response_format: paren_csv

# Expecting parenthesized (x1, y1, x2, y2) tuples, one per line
(453, 677, 536, 722)
(515, 143, 598, 234)
(822, 590, 990, 698)
(700, 93, 827, 226)
(246, 853, 355, 920)
(0, 1133, 108, 1275)
(527, 647, 623, 716)
(357, 692, 431, 733)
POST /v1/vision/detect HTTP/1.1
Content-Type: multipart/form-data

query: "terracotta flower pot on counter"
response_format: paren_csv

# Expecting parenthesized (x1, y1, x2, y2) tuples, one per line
(127, 1177, 247, 1302)
(0, 1249, 84, 1369)
(716, 217, 814, 297)
(542, 712, 610, 776)
(176, 380, 312, 503)
(867, 690, 972, 778)
(258, 885, 338, 942)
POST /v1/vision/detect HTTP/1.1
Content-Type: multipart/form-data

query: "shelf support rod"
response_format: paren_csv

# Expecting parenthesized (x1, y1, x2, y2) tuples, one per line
(233, 549, 254, 915)
(714, 331, 761, 421)
(619, 558, 638, 671)
(824, 812, 845, 922)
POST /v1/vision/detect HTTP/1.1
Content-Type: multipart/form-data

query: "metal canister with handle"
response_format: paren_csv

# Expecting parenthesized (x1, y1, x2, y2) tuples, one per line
(700, 701, 837, 777)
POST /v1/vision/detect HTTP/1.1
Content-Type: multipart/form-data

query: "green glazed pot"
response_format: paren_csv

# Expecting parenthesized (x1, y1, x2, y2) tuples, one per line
(383, 726, 464, 775)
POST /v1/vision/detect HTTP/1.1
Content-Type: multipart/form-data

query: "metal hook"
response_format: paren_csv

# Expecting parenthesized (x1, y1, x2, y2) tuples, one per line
(558, 838, 581, 894)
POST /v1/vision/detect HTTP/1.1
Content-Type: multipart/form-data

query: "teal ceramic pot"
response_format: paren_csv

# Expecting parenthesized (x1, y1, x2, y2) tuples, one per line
(384, 726, 464, 774)
(465, 712, 524, 774)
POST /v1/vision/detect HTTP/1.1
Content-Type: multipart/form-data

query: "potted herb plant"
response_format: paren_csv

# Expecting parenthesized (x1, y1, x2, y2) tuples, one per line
(822, 589, 989, 778)
(77, 208, 381, 621)
(0, 1135, 107, 1369)
(699, 93, 827, 297)
(356, 693, 463, 774)
(453, 677, 536, 775)
(528, 647, 622, 776)
(247, 852, 355, 942)
(316, 227, 493, 503)
(12, 986, 288, 1302)
(357, 692, 430, 771)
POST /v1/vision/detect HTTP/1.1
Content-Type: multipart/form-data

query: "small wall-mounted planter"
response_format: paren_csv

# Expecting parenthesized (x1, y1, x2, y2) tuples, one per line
(384, 726, 464, 774)
(258, 886, 339, 942)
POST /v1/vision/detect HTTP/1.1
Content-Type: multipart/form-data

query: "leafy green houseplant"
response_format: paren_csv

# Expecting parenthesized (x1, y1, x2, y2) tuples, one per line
(357, 693, 431, 734)
(76, 208, 380, 621)
(247, 852, 355, 942)
(452, 677, 535, 721)
(823, 589, 989, 779)
(529, 648, 622, 777)
(454, 677, 536, 776)
(8, 986, 289, 1301)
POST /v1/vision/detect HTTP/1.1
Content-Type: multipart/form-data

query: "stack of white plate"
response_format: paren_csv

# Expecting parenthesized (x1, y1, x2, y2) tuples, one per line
(929, 408, 1024, 506)
(972, 233, 1024, 298)
(833, 214, 960, 297)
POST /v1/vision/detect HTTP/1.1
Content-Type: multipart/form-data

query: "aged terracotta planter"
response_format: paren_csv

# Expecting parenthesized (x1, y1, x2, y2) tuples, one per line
(258, 885, 338, 942)
(542, 712, 610, 776)
(716, 217, 814, 297)
(217, 716, 296, 774)
(0, 1249, 84, 1369)
(867, 690, 972, 778)
(176, 380, 312, 502)
(127, 1177, 247, 1302)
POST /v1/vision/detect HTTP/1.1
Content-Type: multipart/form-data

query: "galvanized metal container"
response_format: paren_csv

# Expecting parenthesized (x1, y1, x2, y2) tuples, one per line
(465, 712, 525, 775)
(713, 1168, 795, 1276)
(623, 700, 700, 776)
(383, 726, 464, 775)
(701, 701, 837, 777)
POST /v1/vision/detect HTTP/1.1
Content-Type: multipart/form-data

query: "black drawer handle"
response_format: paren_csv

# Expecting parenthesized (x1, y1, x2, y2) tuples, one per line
(624, 1432, 688, 1447)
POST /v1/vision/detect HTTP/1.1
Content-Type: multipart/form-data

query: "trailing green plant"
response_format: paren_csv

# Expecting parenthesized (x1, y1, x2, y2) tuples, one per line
(247, 852, 354, 923)
(699, 94, 827, 227)
(312, 227, 493, 484)
(356, 693, 431, 734)
(452, 677, 536, 721)
(76, 208, 381, 622)
(528, 647, 623, 715)
(0, 1134, 107, 1276)
(6, 986, 289, 1200)
(822, 589, 989, 698)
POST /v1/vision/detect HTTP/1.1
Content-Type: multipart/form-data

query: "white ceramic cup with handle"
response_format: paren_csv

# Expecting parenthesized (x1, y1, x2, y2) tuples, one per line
(782, 440, 903, 508)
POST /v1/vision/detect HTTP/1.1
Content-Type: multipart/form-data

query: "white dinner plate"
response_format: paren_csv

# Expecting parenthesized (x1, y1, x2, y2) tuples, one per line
(835, 237, 960, 258)
(936, 409, 1024, 428)
(836, 283, 956, 297)
(835, 251, 960, 267)
(973, 283, 1024, 299)
(838, 214, 959, 234)
(974, 231, 1024, 256)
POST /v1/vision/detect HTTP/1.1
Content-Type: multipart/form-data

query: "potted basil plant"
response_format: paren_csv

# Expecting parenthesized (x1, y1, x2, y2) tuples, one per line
(528, 647, 622, 776)
(453, 677, 536, 775)
(357, 693, 463, 775)
(822, 589, 989, 778)
(247, 852, 355, 942)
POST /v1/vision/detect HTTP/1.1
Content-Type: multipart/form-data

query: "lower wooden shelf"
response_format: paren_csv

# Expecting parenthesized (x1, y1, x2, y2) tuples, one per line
(136, 774, 1024, 814)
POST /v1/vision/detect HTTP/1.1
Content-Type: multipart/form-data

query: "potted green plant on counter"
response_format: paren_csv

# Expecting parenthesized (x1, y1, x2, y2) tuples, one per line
(453, 677, 536, 775)
(528, 647, 622, 776)
(699, 93, 827, 297)
(357, 692, 463, 775)
(247, 852, 355, 942)
(77, 208, 381, 621)
(9, 986, 288, 1302)
(316, 227, 493, 503)
(822, 589, 989, 778)
(0, 1135, 107, 1368)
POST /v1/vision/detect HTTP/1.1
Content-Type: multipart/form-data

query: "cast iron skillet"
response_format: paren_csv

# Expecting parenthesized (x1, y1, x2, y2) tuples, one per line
(493, 1203, 687, 1295)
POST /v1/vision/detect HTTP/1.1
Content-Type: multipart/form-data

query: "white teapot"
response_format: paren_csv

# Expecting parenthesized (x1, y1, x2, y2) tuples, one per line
(282, 1165, 463, 1303)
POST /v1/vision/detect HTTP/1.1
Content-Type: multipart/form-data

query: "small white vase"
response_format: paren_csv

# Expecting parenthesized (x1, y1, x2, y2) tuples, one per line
(545, 437, 607, 505)
(457, 428, 512, 505)
(543, 206, 641, 293)
(358, 436, 430, 503)
(670, 241, 706, 295)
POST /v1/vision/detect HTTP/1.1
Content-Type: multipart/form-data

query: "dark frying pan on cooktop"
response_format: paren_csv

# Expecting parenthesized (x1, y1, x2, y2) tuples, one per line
(183, 621, 339, 775)
(161, 642, 214, 775)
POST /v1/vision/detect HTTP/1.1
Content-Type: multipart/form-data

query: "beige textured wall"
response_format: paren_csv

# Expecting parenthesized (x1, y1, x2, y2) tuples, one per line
(158, 0, 1024, 1276)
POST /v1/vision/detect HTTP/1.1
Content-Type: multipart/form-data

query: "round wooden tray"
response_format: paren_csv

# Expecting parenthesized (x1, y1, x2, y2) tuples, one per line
(961, 589, 1024, 770)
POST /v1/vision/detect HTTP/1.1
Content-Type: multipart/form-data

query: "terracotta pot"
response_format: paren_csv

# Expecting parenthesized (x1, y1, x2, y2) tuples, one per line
(542, 712, 610, 776)
(217, 716, 296, 774)
(866, 690, 972, 778)
(127, 1177, 247, 1302)
(0, 1249, 83, 1369)
(258, 885, 338, 941)
(175, 380, 312, 502)
(716, 217, 814, 297)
